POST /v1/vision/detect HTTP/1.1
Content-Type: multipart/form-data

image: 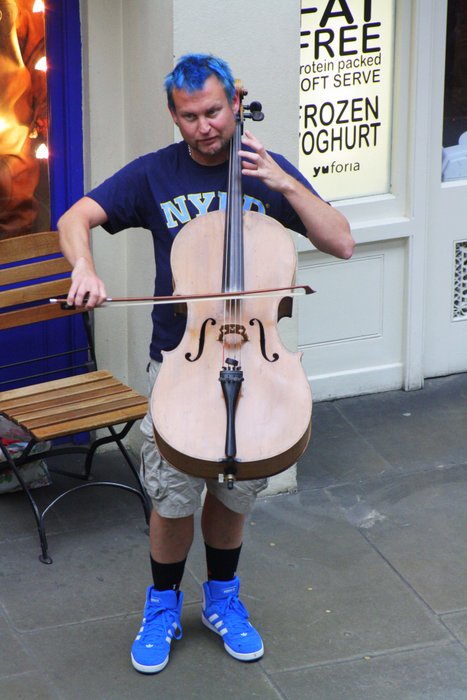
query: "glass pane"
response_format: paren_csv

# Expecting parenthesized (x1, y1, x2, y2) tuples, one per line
(442, 0, 467, 182)
(0, 0, 50, 237)
(299, 0, 396, 201)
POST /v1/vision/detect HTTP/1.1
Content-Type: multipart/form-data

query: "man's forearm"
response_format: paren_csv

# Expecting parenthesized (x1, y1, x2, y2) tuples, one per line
(281, 176, 354, 260)
(57, 196, 109, 307)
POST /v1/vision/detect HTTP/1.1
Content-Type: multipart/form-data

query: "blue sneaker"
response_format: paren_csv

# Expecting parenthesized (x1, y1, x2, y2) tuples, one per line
(131, 586, 183, 673)
(201, 576, 264, 661)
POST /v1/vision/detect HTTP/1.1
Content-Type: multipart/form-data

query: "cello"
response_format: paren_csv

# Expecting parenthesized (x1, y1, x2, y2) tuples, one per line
(152, 85, 312, 487)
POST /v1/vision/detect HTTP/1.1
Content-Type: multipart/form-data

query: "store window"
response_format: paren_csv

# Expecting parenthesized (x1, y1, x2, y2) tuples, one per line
(0, 0, 83, 237)
(299, 0, 396, 201)
(442, 0, 467, 182)
(0, 0, 84, 391)
(0, 0, 49, 237)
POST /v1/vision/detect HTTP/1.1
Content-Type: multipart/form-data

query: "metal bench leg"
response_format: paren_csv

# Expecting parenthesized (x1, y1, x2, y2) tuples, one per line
(0, 441, 52, 564)
(84, 423, 152, 523)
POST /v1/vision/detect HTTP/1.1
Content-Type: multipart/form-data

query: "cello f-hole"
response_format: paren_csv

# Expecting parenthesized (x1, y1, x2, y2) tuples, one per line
(249, 318, 279, 362)
(185, 317, 216, 362)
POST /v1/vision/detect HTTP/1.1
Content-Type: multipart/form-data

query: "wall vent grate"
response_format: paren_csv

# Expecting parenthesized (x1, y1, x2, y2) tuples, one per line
(453, 241, 467, 319)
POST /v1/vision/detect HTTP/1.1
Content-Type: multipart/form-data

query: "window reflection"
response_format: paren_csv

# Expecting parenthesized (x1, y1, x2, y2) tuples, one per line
(442, 0, 467, 181)
(0, 0, 49, 237)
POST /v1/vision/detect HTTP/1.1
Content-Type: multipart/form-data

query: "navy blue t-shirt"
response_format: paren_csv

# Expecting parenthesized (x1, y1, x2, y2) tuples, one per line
(87, 141, 319, 361)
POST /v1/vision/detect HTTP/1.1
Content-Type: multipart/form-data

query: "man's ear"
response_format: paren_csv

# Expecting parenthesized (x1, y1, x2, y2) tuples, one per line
(232, 90, 240, 115)
(169, 107, 178, 126)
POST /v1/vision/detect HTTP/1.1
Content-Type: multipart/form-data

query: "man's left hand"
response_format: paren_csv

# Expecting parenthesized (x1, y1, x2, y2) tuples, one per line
(239, 130, 291, 194)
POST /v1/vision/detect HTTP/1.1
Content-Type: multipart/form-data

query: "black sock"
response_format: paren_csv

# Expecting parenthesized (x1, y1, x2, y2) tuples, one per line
(205, 543, 242, 581)
(150, 556, 186, 591)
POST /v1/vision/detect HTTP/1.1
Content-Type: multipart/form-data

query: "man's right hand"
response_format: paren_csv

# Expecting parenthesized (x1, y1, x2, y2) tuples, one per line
(68, 257, 108, 309)
(57, 196, 110, 309)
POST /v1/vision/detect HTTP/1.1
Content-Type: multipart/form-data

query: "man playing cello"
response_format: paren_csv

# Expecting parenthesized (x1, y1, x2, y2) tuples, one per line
(58, 53, 354, 674)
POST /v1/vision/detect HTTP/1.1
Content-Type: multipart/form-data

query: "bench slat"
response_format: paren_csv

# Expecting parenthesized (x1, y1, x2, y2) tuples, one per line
(0, 231, 61, 264)
(1, 257, 72, 285)
(13, 390, 144, 425)
(0, 302, 82, 330)
(0, 370, 113, 401)
(0, 378, 123, 412)
(0, 278, 72, 309)
(30, 403, 149, 440)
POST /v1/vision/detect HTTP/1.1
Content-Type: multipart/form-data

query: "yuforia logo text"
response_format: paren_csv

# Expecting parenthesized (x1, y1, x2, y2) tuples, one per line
(312, 161, 360, 178)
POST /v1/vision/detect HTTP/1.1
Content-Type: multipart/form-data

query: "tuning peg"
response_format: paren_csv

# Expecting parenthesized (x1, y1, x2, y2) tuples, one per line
(245, 101, 264, 121)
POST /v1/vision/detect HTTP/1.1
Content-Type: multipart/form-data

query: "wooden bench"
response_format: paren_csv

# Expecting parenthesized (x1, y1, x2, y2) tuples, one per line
(0, 231, 151, 563)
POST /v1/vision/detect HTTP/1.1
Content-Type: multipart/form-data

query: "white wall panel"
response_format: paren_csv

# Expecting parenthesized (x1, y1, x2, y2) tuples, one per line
(298, 240, 405, 399)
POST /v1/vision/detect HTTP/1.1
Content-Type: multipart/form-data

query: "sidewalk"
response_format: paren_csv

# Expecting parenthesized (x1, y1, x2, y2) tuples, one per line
(0, 373, 466, 699)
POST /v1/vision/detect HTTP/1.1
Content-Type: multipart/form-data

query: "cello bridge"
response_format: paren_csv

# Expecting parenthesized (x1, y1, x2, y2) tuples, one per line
(217, 323, 249, 343)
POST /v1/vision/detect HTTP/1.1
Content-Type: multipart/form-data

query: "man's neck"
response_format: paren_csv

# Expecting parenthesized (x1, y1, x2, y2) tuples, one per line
(187, 143, 230, 166)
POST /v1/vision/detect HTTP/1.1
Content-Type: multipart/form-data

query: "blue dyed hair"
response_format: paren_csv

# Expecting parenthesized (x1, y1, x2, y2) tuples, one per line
(164, 54, 236, 111)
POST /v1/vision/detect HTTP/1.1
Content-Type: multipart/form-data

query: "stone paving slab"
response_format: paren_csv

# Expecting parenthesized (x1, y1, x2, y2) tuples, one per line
(0, 674, 60, 700)
(297, 401, 392, 490)
(441, 612, 467, 647)
(0, 373, 465, 699)
(0, 487, 63, 542)
(233, 494, 451, 673)
(0, 519, 200, 631)
(187, 490, 454, 670)
(23, 606, 282, 700)
(300, 373, 467, 488)
(326, 465, 467, 613)
(327, 375, 467, 474)
(0, 452, 146, 548)
(271, 642, 467, 700)
(0, 615, 34, 678)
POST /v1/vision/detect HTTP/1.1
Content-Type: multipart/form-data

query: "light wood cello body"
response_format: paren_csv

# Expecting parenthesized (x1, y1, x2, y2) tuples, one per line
(152, 90, 312, 486)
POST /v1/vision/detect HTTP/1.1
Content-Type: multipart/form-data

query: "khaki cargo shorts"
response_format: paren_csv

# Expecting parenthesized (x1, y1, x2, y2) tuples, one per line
(140, 360, 267, 518)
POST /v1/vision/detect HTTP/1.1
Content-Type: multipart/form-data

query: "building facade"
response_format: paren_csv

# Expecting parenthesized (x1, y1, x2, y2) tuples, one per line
(77, 2, 467, 474)
(3, 2, 464, 472)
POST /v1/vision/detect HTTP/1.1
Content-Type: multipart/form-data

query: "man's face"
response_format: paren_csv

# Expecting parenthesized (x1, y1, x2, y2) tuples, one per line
(170, 75, 239, 166)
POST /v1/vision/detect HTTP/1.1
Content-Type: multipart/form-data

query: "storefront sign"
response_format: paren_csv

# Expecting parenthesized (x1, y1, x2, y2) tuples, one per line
(300, 0, 395, 200)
